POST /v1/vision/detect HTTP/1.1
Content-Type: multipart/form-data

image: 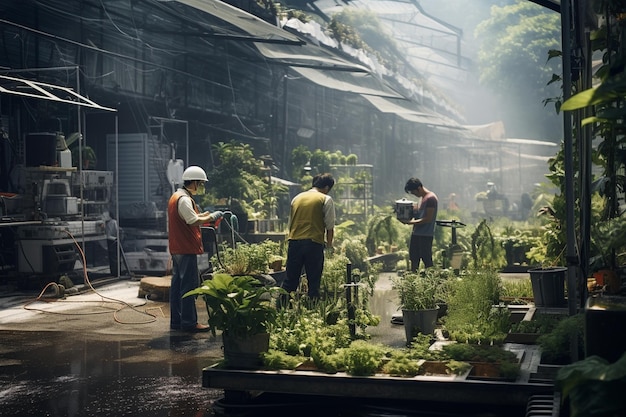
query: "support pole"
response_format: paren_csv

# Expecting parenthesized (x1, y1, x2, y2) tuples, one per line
(345, 263, 356, 338)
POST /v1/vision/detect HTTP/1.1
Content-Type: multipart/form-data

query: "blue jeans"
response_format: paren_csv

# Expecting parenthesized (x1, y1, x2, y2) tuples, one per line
(283, 239, 324, 298)
(169, 254, 200, 329)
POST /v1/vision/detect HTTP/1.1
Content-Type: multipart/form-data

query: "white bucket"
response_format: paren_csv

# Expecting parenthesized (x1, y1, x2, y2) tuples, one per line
(395, 198, 415, 221)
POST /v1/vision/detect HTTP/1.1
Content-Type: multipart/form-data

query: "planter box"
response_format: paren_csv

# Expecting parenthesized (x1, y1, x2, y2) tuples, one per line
(467, 361, 521, 382)
(505, 331, 540, 344)
(204, 364, 551, 408)
(418, 360, 472, 379)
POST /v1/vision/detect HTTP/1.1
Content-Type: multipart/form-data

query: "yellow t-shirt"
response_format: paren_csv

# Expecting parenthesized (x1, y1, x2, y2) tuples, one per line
(288, 189, 334, 245)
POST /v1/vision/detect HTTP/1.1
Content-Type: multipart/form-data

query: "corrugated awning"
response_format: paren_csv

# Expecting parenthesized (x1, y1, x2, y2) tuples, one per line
(255, 42, 370, 71)
(173, 1, 406, 99)
(361, 94, 463, 128)
(292, 67, 404, 99)
(0, 74, 117, 111)
(173, 0, 304, 44)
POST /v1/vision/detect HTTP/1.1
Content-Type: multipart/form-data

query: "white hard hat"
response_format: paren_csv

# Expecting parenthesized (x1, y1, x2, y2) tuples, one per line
(182, 165, 208, 182)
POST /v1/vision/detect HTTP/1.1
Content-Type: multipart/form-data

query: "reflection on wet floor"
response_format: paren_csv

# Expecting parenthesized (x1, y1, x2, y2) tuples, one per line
(0, 331, 223, 417)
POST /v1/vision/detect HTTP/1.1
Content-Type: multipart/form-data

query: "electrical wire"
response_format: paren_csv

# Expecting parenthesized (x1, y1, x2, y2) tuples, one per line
(22, 229, 158, 325)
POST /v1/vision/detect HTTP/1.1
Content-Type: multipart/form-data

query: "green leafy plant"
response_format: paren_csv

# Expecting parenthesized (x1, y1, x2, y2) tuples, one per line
(537, 313, 585, 365)
(444, 268, 509, 344)
(500, 278, 534, 301)
(270, 308, 352, 357)
(556, 353, 626, 417)
(261, 349, 304, 370)
(509, 313, 561, 334)
(392, 270, 439, 311)
(446, 360, 473, 376)
(340, 340, 386, 376)
(382, 351, 421, 377)
(184, 273, 285, 337)
(441, 343, 518, 364)
(406, 333, 442, 361)
(365, 212, 400, 255)
(212, 240, 281, 275)
(470, 220, 506, 269)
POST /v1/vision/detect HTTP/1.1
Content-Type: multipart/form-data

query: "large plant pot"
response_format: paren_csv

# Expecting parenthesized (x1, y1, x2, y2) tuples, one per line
(402, 308, 438, 343)
(529, 267, 566, 307)
(222, 332, 270, 369)
(585, 296, 626, 363)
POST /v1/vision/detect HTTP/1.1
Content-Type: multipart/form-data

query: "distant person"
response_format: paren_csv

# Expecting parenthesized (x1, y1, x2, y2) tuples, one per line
(402, 177, 438, 271)
(168, 166, 223, 332)
(447, 193, 459, 211)
(102, 211, 123, 276)
(282, 173, 335, 302)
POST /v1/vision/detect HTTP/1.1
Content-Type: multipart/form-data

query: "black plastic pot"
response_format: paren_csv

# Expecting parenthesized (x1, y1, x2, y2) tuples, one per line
(529, 267, 566, 307)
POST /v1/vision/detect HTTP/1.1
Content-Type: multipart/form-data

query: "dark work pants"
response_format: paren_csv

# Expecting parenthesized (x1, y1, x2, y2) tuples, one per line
(107, 239, 119, 276)
(283, 239, 324, 298)
(409, 234, 434, 271)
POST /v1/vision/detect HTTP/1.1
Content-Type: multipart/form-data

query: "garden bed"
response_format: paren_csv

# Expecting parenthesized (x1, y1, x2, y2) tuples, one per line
(203, 359, 553, 408)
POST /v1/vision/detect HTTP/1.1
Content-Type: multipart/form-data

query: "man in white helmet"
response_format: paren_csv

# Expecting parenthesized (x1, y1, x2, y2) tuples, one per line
(168, 165, 223, 332)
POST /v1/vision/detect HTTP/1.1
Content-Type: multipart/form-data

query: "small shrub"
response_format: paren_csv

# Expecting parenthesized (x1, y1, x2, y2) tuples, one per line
(537, 314, 585, 365)
(510, 313, 561, 334)
(382, 351, 421, 377)
(262, 349, 304, 370)
(341, 340, 386, 376)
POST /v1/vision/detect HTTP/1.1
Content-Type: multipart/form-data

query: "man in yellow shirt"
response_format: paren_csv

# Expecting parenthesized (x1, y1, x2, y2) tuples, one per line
(282, 173, 335, 301)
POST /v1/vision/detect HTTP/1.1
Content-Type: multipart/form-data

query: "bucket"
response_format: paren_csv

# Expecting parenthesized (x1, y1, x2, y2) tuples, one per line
(529, 267, 566, 307)
(395, 198, 415, 222)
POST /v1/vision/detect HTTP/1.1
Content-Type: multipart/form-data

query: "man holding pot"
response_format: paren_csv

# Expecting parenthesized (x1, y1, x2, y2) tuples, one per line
(403, 177, 438, 271)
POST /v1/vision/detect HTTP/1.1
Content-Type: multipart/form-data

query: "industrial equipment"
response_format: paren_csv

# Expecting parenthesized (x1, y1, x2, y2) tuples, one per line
(16, 220, 104, 274)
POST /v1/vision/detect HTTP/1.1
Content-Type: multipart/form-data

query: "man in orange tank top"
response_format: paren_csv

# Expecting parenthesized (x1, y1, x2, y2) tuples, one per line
(168, 166, 223, 332)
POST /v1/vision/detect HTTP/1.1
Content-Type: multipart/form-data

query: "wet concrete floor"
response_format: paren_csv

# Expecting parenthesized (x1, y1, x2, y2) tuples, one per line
(0, 272, 531, 416)
(0, 278, 225, 416)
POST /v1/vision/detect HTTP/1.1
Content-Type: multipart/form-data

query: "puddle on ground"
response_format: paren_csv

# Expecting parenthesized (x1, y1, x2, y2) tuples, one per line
(0, 331, 222, 417)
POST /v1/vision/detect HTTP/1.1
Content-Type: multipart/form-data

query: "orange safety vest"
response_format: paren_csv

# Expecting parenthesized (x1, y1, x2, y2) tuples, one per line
(168, 190, 203, 255)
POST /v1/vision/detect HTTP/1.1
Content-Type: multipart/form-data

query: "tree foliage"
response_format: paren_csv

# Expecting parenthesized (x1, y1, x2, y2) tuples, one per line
(474, 0, 561, 138)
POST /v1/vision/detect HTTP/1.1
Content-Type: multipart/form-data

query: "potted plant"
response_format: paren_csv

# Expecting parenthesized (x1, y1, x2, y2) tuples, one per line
(184, 273, 285, 369)
(392, 271, 440, 343)
(211, 240, 283, 286)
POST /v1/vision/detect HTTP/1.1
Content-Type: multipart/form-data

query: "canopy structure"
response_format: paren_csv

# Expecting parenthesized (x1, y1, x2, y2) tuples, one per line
(172, 0, 304, 44)
(361, 94, 465, 129)
(0, 74, 117, 112)
(173, 0, 407, 101)
(292, 67, 404, 99)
